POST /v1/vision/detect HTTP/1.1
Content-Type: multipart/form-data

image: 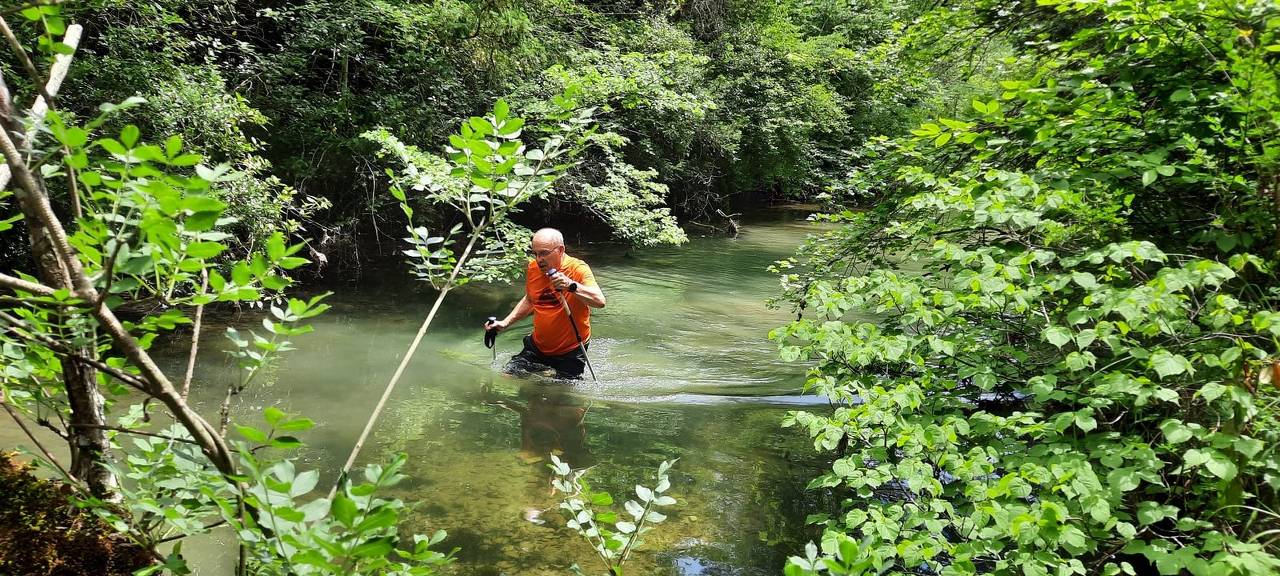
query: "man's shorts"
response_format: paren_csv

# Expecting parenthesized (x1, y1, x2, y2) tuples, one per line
(504, 334, 588, 379)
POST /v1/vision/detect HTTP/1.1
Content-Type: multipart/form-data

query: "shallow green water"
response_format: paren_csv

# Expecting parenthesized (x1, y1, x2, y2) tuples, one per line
(9, 209, 834, 575)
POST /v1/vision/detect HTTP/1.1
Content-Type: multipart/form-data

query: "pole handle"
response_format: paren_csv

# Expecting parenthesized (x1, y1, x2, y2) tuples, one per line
(484, 316, 499, 349)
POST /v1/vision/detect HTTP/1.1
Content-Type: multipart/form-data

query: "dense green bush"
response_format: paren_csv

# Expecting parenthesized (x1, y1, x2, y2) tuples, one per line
(774, 0, 1280, 574)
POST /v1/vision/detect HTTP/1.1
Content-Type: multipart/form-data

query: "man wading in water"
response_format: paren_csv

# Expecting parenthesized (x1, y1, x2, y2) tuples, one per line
(484, 228, 606, 378)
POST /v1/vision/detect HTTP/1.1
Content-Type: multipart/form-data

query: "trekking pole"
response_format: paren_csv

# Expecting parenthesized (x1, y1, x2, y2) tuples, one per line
(547, 268, 597, 381)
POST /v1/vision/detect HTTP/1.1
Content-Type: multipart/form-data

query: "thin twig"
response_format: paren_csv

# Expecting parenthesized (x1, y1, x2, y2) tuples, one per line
(70, 423, 200, 445)
(155, 519, 227, 544)
(328, 217, 487, 500)
(0, 16, 54, 106)
(1, 397, 76, 483)
(180, 270, 207, 400)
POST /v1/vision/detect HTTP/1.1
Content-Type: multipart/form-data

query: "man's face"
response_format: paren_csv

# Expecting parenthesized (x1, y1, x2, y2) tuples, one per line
(529, 238, 564, 272)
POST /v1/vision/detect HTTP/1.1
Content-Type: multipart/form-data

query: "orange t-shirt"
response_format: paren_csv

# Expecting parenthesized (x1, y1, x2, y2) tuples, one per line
(526, 255, 596, 356)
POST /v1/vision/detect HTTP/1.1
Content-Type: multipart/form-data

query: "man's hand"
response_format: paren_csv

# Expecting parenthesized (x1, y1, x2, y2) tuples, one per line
(485, 318, 510, 332)
(547, 270, 574, 291)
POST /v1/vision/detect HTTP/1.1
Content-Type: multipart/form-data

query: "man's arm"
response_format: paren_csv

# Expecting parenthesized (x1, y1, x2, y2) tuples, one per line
(570, 282, 606, 308)
(487, 295, 534, 331)
(549, 270, 606, 308)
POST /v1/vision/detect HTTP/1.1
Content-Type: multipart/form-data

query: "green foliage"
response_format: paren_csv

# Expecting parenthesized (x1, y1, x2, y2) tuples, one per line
(0, 21, 446, 567)
(364, 94, 595, 287)
(774, 0, 1280, 574)
(43, 0, 307, 252)
(550, 455, 678, 575)
(228, 423, 454, 575)
(27, 0, 935, 246)
(82, 410, 452, 575)
(4, 95, 311, 423)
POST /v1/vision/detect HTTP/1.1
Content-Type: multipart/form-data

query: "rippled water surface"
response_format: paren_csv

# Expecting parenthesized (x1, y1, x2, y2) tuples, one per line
(5, 209, 835, 575)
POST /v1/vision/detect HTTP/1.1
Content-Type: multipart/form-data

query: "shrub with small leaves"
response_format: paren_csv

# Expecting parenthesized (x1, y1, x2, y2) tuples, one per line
(550, 455, 678, 575)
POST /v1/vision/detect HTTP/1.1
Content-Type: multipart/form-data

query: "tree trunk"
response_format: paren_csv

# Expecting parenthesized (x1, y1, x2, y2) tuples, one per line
(63, 348, 115, 496)
(0, 24, 114, 497)
(7, 139, 115, 497)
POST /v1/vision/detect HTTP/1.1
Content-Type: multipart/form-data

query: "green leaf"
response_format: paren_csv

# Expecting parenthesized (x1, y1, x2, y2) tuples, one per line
(270, 436, 303, 450)
(1107, 468, 1140, 492)
(98, 138, 127, 157)
(165, 135, 183, 158)
(264, 406, 286, 426)
(1204, 450, 1238, 480)
(185, 242, 225, 259)
(355, 508, 398, 532)
(498, 118, 525, 137)
(1150, 350, 1189, 379)
(1137, 501, 1176, 525)
(277, 417, 316, 431)
(171, 154, 201, 166)
(1044, 326, 1072, 348)
(331, 492, 357, 527)
(266, 232, 286, 261)
(351, 537, 394, 558)
(1074, 408, 1097, 432)
(120, 125, 140, 148)
(1159, 419, 1193, 444)
(1142, 170, 1157, 186)
(235, 425, 268, 443)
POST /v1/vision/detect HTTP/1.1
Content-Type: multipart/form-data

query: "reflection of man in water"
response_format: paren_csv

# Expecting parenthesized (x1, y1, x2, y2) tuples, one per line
(483, 228, 606, 379)
(479, 380, 593, 525)
(518, 383, 591, 465)
(481, 379, 591, 464)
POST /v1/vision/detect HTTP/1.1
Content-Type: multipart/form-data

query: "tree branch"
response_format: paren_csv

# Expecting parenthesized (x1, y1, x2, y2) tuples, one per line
(70, 423, 200, 445)
(0, 271, 57, 296)
(180, 271, 207, 400)
(0, 309, 151, 394)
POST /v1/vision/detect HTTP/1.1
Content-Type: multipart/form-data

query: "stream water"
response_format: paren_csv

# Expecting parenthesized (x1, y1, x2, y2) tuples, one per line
(5, 208, 833, 575)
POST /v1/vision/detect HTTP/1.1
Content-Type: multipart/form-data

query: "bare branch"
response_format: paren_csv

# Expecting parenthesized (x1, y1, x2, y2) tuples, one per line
(71, 423, 201, 445)
(1, 396, 77, 483)
(180, 270, 207, 400)
(0, 271, 57, 296)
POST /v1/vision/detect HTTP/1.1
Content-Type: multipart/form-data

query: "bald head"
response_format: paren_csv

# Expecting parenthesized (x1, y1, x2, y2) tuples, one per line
(530, 227, 566, 271)
(532, 228, 564, 246)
